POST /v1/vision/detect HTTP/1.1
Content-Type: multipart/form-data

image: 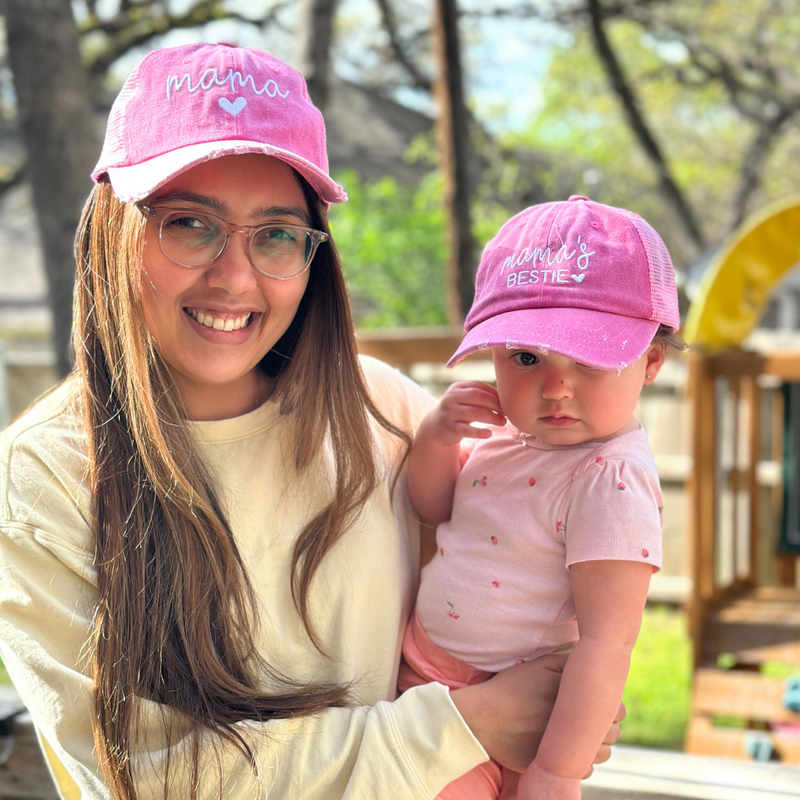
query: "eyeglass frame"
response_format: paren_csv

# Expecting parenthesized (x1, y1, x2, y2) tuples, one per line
(138, 204, 329, 280)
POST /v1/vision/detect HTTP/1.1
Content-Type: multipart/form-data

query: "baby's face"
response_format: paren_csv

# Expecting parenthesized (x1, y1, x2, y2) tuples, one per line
(491, 346, 663, 445)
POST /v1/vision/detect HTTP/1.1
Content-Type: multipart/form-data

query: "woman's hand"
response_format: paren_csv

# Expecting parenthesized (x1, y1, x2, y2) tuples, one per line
(450, 654, 624, 774)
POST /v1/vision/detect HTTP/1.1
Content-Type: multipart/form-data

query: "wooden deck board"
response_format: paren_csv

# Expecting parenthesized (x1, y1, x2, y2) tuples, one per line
(686, 716, 800, 763)
(703, 587, 800, 665)
(711, 589, 800, 623)
(0, 714, 58, 800)
(693, 668, 800, 723)
(584, 745, 800, 799)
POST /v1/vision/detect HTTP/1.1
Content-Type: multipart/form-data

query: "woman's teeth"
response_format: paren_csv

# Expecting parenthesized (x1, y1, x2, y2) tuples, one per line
(187, 309, 252, 331)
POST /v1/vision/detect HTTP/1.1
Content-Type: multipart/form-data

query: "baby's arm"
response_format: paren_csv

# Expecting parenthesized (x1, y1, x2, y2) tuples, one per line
(517, 560, 652, 800)
(407, 381, 505, 525)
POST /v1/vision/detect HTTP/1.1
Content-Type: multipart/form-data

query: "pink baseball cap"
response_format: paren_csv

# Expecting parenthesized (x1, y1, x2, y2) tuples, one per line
(92, 42, 347, 205)
(449, 196, 679, 370)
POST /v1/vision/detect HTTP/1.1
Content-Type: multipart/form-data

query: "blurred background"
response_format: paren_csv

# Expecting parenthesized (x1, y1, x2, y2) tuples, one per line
(0, 0, 799, 784)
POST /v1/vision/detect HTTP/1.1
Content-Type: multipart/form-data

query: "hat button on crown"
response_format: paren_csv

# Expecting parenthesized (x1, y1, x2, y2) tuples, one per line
(568, 195, 589, 202)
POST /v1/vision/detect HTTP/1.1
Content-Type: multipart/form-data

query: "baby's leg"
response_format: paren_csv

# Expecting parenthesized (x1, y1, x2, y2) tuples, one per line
(399, 609, 493, 691)
(399, 612, 502, 798)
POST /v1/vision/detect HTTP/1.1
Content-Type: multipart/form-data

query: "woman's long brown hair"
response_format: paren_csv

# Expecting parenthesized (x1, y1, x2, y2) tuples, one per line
(73, 178, 410, 800)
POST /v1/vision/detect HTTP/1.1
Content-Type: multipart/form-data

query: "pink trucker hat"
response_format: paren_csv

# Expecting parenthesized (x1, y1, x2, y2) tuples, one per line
(449, 196, 680, 370)
(92, 42, 347, 205)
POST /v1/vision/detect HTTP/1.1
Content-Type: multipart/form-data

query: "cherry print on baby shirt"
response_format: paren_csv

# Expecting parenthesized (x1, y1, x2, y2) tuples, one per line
(490, 535, 498, 545)
(529, 477, 537, 486)
(642, 549, 650, 558)
(473, 475, 488, 487)
(617, 481, 626, 491)
(446, 602, 460, 620)
(491, 581, 500, 588)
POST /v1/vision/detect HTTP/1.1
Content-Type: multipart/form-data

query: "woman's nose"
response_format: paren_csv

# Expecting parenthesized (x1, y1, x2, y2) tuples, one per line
(204, 232, 259, 293)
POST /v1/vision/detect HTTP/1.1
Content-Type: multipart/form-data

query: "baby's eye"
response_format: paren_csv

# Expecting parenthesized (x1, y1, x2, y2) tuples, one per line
(512, 352, 539, 367)
(576, 361, 605, 373)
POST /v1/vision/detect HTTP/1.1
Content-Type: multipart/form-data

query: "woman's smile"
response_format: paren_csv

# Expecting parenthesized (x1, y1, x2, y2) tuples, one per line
(181, 305, 262, 344)
(185, 307, 254, 332)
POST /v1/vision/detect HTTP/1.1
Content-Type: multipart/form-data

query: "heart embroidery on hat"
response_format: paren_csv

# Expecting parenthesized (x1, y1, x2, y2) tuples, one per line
(219, 96, 247, 116)
(571, 273, 585, 283)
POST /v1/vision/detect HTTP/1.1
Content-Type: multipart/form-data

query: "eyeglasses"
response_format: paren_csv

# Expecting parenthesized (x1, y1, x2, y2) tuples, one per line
(140, 205, 328, 280)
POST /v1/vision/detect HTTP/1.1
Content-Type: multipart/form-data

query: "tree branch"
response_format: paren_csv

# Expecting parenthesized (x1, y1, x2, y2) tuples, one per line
(730, 101, 800, 232)
(373, 0, 432, 92)
(586, 0, 705, 249)
(81, 1, 288, 77)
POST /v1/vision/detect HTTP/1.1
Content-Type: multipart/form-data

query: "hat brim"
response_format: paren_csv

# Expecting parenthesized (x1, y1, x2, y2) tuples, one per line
(448, 307, 660, 370)
(96, 140, 348, 205)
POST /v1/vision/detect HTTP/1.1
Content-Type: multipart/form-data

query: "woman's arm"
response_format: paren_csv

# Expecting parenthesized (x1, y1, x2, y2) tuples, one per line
(0, 520, 486, 799)
(517, 560, 651, 800)
(0, 521, 625, 800)
(407, 381, 505, 526)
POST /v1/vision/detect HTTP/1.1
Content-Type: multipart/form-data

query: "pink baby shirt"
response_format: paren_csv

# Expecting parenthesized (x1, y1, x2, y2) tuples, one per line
(414, 425, 663, 673)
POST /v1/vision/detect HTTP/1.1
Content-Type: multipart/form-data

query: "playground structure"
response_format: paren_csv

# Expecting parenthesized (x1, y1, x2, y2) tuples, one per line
(683, 196, 800, 762)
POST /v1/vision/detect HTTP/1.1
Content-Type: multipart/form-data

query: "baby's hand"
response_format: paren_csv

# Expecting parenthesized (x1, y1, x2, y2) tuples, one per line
(427, 381, 506, 447)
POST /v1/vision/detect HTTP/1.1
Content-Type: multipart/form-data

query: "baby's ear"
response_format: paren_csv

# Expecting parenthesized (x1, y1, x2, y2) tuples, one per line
(642, 342, 666, 385)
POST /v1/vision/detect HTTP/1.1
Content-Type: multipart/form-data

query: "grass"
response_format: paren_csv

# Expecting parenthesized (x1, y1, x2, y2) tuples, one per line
(620, 604, 692, 750)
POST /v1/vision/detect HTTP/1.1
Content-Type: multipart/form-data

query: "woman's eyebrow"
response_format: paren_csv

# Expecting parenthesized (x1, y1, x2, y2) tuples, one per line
(148, 193, 311, 226)
(152, 190, 227, 212)
(251, 205, 312, 226)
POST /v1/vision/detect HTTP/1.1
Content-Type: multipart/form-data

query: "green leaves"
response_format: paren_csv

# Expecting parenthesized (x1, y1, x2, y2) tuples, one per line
(330, 170, 449, 328)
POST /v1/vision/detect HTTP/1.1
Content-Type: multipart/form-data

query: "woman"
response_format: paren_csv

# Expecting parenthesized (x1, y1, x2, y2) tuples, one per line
(0, 43, 620, 799)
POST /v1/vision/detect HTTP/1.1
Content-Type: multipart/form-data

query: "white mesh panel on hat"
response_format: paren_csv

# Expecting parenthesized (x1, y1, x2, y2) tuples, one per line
(618, 208, 678, 329)
(101, 64, 141, 167)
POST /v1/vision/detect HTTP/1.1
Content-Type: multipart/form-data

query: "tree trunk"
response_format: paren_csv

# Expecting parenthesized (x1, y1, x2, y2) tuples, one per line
(4, 0, 100, 378)
(297, 0, 341, 110)
(433, 0, 476, 324)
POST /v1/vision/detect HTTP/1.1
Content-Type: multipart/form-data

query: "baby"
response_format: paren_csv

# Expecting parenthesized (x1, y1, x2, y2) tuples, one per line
(402, 196, 681, 799)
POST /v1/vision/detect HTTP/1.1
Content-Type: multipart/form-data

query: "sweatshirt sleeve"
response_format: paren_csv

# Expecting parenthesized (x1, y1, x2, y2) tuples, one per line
(0, 520, 487, 800)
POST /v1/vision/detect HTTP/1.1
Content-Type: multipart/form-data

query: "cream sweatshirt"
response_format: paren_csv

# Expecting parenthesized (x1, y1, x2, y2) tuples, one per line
(0, 356, 486, 799)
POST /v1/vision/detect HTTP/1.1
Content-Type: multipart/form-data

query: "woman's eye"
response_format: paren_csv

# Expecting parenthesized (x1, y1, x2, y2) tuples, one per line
(513, 352, 539, 366)
(165, 214, 212, 232)
(252, 226, 302, 254)
(260, 226, 297, 243)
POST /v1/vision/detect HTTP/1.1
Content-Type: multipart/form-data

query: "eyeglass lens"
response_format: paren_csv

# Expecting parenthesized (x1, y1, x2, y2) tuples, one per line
(158, 210, 316, 278)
